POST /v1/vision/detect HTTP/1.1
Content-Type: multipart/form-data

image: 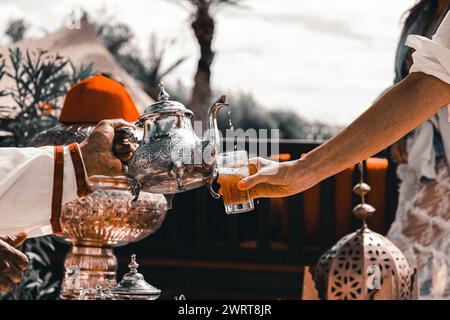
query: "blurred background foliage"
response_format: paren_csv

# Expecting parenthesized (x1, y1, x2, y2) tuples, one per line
(90, 7, 339, 140)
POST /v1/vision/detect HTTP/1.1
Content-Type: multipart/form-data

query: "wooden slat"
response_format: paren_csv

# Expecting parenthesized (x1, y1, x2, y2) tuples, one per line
(288, 194, 303, 258)
(225, 213, 239, 250)
(319, 176, 336, 250)
(334, 167, 354, 238)
(302, 184, 321, 246)
(194, 188, 208, 252)
(166, 197, 179, 243)
(351, 164, 361, 230)
(257, 199, 271, 252)
(384, 160, 399, 233)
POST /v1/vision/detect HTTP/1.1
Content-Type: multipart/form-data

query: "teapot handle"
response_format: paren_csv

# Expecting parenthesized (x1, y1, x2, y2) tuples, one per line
(207, 168, 221, 199)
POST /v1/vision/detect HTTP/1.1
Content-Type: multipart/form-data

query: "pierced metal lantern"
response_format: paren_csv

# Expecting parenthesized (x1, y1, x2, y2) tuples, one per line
(31, 124, 168, 299)
(302, 163, 418, 300)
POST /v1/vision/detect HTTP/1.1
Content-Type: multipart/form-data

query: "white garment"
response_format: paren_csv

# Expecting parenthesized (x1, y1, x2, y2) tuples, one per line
(407, 10, 450, 119)
(406, 121, 436, 183)
(387, 161, 450, 298)
(387, 11, 450, 298)
(0, 147, 79, 238)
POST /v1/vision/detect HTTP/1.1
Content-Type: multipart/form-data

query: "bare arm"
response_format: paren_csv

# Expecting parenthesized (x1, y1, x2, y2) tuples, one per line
(304, 72, 450, 182)
(239, 72, 450, 198)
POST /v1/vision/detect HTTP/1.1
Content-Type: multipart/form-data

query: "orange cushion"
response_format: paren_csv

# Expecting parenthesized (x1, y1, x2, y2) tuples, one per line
(59, 74, 140, 123)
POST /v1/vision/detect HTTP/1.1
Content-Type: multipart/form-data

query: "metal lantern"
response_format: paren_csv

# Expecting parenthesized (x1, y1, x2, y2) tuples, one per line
(302, 163, 418, 300)
(78, 254, 161, 300)
(31, 124, 168, 299)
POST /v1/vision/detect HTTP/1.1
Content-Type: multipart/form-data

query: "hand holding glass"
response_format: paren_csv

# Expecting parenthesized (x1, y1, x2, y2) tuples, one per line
(217, 151, 254, 214)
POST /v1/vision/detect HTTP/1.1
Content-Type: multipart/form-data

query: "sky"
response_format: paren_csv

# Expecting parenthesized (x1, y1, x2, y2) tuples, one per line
(0, 0, 414, 125)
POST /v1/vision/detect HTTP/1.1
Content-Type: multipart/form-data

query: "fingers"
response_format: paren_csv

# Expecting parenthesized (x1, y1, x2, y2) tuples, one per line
(116, 153, 133, 163)
(1, 231, 28, 248)
(237, 172, 269, 191)
(248, 163, 258, 175)
(0, 240, 28, 292)
(0, 279, 15, 292)
(113, 141, 136, 163)
(114, 127, 135, 141)
(245, 183, 280, 199)
(238, 157, 279, 190)
(0, 242, 29, 272)
(1, 263, 24, 284)
(111, 119, 138, 165)
(113, 141, 137, 154)
(0, 264, 23, 292)
(100, 118, 136, 129)
(249, 184, 272, 199)
(13, 251, 29, 271)
(8, 249, 29, 271)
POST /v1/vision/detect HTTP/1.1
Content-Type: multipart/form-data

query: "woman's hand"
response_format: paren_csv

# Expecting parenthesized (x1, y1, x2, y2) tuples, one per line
(79, 119, 137, 177)
(0, 232, 29, 293)
(237, 157, 319, 199)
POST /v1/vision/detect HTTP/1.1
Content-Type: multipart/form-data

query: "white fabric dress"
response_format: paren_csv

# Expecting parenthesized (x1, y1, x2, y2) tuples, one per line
(387, 11, 450, 299)
(0, 146, 79, 238)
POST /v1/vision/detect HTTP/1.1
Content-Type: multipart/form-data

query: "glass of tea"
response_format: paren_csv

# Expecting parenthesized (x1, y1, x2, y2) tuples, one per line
(217, 150, 254, 214)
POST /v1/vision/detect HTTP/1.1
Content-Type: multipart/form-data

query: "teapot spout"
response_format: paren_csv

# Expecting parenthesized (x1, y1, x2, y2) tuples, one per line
(208, 95, 227, 121)
(204, 95, 228, 160)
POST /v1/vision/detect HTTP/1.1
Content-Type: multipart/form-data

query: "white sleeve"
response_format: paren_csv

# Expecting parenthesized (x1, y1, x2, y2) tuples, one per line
(0, 146, 79, 238)
(407, 11, 450, 84)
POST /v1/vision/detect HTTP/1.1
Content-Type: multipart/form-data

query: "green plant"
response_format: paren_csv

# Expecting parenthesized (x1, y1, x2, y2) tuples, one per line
(114, 33, 188, 101)
(94, 11, 187, 101)
(0, 48, 94, 147)
(0, 238, 59, 300)
(171, 0, 245, 123)
(0, 48, 95, 300)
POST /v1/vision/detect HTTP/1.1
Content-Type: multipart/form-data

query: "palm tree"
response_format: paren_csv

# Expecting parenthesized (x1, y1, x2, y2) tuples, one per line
(5, 18, 29, 43)
(95, 12, 188, 102)
(174, 0, 243, 124)
(115, 33, 188, 101)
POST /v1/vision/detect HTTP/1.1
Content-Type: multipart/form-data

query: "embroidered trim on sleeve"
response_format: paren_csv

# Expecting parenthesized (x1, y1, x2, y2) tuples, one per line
(68, 143, 92, 197)
(51, 146, 64, 233)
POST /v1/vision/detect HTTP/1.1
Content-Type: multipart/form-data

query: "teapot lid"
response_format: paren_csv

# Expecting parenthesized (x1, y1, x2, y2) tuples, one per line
(141, 83, 193, 118)
(110, 254, 161, 296)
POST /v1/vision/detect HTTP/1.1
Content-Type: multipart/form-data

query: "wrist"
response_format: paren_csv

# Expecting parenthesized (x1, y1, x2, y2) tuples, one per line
(294, 155, 323, 186)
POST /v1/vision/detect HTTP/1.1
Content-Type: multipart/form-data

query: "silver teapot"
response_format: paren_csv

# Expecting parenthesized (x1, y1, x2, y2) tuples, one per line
(118, 84, 227, 204)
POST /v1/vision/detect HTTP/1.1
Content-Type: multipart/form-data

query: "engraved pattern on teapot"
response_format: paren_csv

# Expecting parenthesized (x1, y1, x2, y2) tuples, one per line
(117, 84, 228, 202)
